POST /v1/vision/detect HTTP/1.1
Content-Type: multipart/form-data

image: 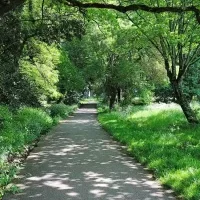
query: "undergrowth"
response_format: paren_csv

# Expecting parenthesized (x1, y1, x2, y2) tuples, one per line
(98, 103, 200, 199)
(0, 104, 77, 198)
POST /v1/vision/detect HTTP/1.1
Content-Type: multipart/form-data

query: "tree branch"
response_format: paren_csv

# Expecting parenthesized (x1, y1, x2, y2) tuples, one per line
(65, 0, 200, 24)
(0, 0, 200, 25)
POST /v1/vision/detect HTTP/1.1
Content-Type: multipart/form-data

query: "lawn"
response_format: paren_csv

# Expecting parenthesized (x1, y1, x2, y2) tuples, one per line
(98, 103, 200, 199)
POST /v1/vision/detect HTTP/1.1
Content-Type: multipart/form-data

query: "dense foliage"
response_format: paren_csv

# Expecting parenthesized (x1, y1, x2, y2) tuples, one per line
(0, 0, 200, 122)
(1, 0, 200, 199)
(0, 104, 77, 197)
(0, 0, 84, 196)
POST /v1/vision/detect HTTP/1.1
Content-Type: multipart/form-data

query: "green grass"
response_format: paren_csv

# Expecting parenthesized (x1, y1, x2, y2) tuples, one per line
(0, 103, 77, 198)
(98, 103, 200, 199)
(79, 97, 98, 104)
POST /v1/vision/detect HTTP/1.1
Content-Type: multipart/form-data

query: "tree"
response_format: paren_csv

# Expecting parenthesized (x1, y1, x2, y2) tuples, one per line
(68, 17, 166, 109)
(20, 39, 61, 105)
(0, 12, 40, 107)
(57, 47, 86, 104)
(0, 0, 85, 106)
(63, 0, 200, 123)
(125, 1, 200, 123)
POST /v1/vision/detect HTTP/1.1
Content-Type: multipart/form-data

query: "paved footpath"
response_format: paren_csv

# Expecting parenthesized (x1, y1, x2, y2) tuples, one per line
(4, 107, 176, 200)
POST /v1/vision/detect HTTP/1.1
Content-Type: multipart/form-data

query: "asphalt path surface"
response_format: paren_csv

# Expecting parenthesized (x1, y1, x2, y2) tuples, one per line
(3, 106, 176, 200)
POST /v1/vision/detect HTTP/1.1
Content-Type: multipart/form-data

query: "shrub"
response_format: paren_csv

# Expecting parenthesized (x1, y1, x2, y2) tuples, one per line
(97, 102, 109, 113)
(154, 85, 175, 103)
(49, 103, 75, 118)
(16, 107, 53, 142)
(0, 104, 77, 198)
(0, 107, 53, 156)
(0, 106, 12, 122)
(0, 106, 14, 155)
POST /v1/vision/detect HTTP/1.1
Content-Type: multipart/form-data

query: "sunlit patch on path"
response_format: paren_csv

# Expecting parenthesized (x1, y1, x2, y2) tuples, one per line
(3, 106, 176, 200)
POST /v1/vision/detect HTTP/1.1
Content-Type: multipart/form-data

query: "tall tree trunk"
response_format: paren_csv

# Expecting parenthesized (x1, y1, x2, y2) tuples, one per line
(109, 88, 116, 111)
(172, 80, 199, 124)
(117, 88, 121, 103)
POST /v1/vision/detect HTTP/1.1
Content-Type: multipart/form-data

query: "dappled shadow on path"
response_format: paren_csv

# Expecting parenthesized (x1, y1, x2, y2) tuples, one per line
(3, 108, 175, 200)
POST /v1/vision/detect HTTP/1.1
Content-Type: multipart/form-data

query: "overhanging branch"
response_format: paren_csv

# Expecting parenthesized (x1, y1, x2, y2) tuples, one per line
(65, 0, 200, 24)
(0, 0, 199, 24)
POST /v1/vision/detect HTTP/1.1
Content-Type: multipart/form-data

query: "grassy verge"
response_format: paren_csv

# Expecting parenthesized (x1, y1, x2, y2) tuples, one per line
(0, 103, 77, 198)
(79, 97, 98, 104)
(98, 103, 200, 200)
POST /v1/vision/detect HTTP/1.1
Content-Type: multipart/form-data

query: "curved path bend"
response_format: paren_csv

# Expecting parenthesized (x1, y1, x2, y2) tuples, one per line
(4, 107, 176, 200)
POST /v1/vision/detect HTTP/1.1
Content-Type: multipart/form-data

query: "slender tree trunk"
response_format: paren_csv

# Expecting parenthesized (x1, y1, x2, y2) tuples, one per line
(117, 88, 121, 103)
(109, 88, 116, 111)
(172, 80, 199, 124)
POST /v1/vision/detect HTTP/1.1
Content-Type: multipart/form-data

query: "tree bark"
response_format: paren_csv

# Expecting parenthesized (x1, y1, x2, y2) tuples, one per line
(109, 88, 116, 111)
(117, 88, 121, 103)
(0, 0, 200, 25)
(172, 80, 199, 124)
(65, 0, 200, 25)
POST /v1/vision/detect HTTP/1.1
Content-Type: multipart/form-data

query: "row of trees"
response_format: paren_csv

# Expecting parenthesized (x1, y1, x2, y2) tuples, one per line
(66, 2, 200, 124)
(66, 0, 200, 124)
(1, 0, 200, 124)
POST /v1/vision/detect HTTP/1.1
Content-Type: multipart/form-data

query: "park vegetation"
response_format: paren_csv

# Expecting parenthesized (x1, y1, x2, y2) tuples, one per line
(98, 103, 200, 199)
(0, 0, 200, 199)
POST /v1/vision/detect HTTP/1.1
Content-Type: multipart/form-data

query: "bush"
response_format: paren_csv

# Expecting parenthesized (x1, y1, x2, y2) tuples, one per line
(154, 85, 175, 103)
(49, 103, 75, 118)
(0, 106, 13, 122)
(15, 107, 53, 144)
(0, 107, 53, 156)
(0, 104, 77, 198)
(64, 91, 82, 105)
(0, 106, 14, 154)
(131, 97, 146, 105)
(140, 88, 154, 104)
(97, 102, 109, 113)
(17, 107, 53, 134)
